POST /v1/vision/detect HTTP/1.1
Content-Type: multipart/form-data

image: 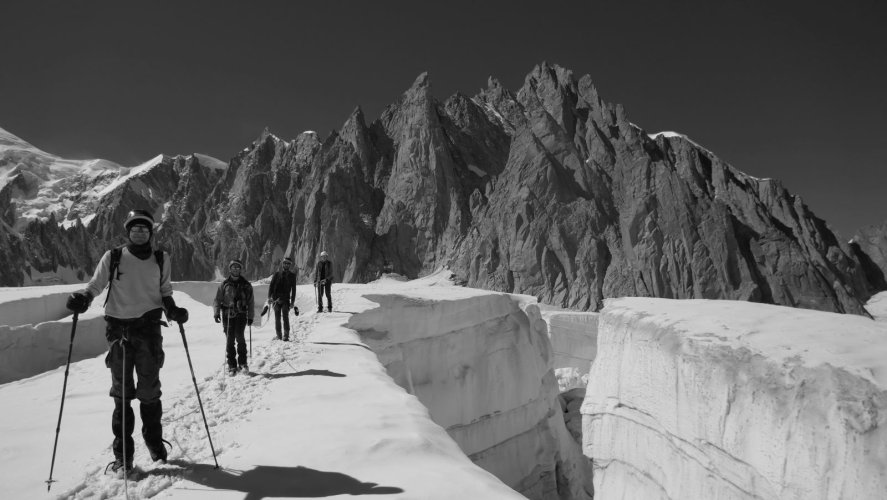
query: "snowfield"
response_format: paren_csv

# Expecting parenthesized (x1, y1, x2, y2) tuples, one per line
(1, 274, 534, 500)
(2, 275, 886, 500)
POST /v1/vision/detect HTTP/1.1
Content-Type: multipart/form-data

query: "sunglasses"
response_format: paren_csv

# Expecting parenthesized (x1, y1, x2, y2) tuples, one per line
(129, 227, 151, 234)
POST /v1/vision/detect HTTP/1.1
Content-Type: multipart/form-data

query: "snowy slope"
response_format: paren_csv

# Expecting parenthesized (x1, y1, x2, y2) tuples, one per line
(0, 275, 531, 500)
(0, 126, 124, 228)
(5, 276, 887, 499)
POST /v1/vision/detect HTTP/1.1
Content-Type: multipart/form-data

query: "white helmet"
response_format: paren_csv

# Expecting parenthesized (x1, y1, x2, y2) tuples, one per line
(124, 209, 155, 232)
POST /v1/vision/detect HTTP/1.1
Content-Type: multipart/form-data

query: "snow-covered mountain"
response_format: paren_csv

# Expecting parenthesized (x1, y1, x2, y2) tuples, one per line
(2, 64, 885, 318)
(0, 126, 126, 230)
(2, 274, 885, 499)
(0, 126, 226, 285)
(0, 126, 225, 230)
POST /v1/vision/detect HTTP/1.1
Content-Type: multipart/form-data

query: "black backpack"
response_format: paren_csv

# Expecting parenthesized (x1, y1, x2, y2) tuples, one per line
(104, 246, 165, 305)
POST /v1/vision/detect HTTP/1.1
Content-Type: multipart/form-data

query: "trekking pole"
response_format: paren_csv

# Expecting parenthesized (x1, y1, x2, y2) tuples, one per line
(177, 322, 220, 469)
(121, 336, 130, 499)
(249, 323, 252, 359)
(46, 312, 78, 491)
(224, 313, 230, 369)
(313, 282, 318, 311)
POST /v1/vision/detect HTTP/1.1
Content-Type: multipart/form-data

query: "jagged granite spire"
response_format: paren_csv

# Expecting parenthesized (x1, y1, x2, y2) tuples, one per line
(0, 65, 880, 316)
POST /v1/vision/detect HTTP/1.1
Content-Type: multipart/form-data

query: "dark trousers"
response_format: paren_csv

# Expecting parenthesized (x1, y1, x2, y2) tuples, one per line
(104, 313, 165, 460)
(105, 317, 164, 403)
(273, 301, 290, 337)
(224, 315, 248, 367)
(317, 281, 332, 310)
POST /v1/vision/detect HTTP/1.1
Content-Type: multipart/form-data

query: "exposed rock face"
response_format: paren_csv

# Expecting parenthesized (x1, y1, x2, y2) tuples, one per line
(850, 220, 887, 292)
(1, 64, 879, 315)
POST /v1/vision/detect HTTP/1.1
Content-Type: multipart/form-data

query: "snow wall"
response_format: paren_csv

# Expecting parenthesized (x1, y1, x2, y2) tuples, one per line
(0, 282, 266, 384)
(0, 287, 106, 384)
(543, 311, 598, 392)
(583, 297, 887, 500)
(347, 289, 594, 500)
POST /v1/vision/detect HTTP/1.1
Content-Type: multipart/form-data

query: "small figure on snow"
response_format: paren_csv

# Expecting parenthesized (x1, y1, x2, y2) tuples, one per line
(65, 209, 188, 473)
(213, 259, 255, 375)
(268, 257, 298, 341)
(314, 250, 334, 313)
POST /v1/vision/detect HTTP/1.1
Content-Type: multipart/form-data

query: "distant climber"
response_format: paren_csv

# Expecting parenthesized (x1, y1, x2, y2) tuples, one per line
(213, 259, 254, 375)
(314, 251, 334, 313)
(268, 257, 298, 340)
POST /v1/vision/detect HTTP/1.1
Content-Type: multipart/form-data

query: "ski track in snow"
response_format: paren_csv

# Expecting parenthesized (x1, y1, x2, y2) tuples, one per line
(54, 296, 336, 500)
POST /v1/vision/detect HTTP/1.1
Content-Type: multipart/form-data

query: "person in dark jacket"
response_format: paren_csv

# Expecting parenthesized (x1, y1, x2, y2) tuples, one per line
(268, 257, 298, 340)
(314, 251, 334, 312)
(65, 209, 188, 473)
(213, 259, 255, 375)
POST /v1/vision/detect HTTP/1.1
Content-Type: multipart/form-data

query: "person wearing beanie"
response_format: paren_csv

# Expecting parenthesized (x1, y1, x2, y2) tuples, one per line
(313, 251, 334, 313)
(268, 257, 298, 341)
(65, 209, 188, 473)
(213, 259, 254, 375)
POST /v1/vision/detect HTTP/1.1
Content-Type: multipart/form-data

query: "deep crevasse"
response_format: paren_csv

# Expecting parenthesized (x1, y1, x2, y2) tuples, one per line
(347, 287, 593, 500)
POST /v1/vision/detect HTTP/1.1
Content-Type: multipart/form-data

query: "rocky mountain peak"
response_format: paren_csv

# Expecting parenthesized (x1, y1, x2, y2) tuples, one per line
(340, 106, 368, 137)
(410, 71, 431, 90)
(1, 65, 883, 317)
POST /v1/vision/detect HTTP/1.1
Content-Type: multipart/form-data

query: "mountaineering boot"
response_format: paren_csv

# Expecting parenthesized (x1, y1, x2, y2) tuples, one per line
(327, 306, 332, 312)
(141, 401, 168, 462)
(111, 398, 134, 472)
(106, 457, 134, 474)
(317, 307, 323, 313)
(283, 331, 289, 341)
(239, 364, 249, 373)
(227, 365, 237, 376)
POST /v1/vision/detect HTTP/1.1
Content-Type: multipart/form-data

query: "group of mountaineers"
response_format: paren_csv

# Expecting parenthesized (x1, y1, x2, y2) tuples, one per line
(57, 209, 337, 476)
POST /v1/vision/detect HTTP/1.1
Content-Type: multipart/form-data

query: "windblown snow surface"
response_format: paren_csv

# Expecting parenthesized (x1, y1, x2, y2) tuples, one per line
(0, 272, 579, 500)
(2, 274, 886, 500)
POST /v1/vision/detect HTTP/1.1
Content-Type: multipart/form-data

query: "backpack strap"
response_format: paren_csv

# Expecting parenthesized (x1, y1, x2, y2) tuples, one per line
(154, 250, 164, 290)
(103, 247, 165, 306)
(104, 247, 124, 306)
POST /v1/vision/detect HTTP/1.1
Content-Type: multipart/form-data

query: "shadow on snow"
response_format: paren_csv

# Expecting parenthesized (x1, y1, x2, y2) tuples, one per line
(260, 369, 346, 379)
(161, 462, 403, 498)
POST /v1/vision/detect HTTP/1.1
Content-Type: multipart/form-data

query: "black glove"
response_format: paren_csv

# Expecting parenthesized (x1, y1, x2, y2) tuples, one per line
(66, 292, 92, 313)
(293, 305, 300, 316)
(171, 307, 188, 323)
(214, 314, 221, 323)
(248, 318, 254, 326)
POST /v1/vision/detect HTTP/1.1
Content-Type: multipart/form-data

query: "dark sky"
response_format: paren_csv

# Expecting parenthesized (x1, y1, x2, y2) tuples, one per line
(1, 1, 884, 238)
